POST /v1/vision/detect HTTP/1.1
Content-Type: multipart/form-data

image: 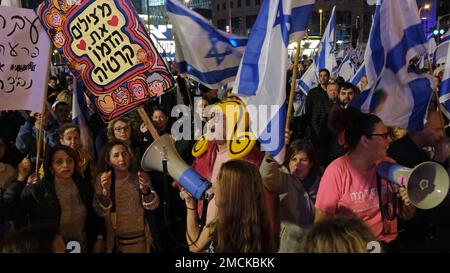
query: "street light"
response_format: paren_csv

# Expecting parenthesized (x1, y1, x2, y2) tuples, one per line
(319, 9, 323, 37)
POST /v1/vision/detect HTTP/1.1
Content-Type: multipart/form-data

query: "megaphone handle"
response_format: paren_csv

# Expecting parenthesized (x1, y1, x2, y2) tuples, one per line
(199, 197, 208, 229)
(376, 174, 398, 221)
(162, 159, 170, 226)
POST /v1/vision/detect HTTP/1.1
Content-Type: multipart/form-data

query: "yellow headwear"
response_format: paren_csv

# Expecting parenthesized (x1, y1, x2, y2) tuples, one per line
(192, 100, 256, 159)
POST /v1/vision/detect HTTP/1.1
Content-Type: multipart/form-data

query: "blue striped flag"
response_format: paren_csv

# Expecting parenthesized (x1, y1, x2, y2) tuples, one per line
(72, 80, 94, 157)
(297, 61, 318, 94)
(350, 0, 436, 131)
(166, 0, 247, 89)
(232, 0, 315, 164)
(439, 35, 450, 119)
(314, 6, 337, 74)
(337, 53, 356, 81)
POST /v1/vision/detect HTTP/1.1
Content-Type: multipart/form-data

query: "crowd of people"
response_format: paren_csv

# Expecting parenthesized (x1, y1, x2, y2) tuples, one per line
(0, 58, 449, 253)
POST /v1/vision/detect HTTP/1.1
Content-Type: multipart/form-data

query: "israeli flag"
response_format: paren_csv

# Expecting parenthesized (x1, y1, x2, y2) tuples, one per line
(297, 61, 318, 94)
(434, 31, 449, 65)
(419, 38, 436, 69)
(166, 0, 248, 89)
(350, 63, 366, 87)
(233, 0, 315, 164)
(351, 0, 436, 131)
(72, 80, 94, 154)
(439, 36, 450, 119)
(337, 54, 356, 81)
(314, 6, 337, 74)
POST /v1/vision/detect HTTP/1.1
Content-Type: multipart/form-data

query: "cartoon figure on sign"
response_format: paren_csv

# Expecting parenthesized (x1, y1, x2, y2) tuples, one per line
(146, 74, 167, 96)
(129, 78, 152, 100)
(53, 0, 77, 12)
(46, 8, 65, 28)
(53, 30, 66, 48)
(111, 86, 130, 106)
(136, 49, 149, 64)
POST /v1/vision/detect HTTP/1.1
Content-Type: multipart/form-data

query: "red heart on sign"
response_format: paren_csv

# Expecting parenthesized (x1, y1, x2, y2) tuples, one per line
(76, 39, 86, 50)
(108, 15, 119, 27)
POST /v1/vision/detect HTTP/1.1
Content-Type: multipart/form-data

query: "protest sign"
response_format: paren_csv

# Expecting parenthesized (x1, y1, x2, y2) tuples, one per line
(37, 0, 176, 121)
(0, 6, 51, 113)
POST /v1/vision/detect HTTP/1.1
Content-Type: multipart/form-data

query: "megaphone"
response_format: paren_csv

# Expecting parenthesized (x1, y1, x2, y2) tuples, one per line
(377, 161, 449, 209)
(141, 135, 213, 200)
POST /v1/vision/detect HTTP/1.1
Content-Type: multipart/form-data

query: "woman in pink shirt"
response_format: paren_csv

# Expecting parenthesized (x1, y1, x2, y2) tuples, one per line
(315, 107, 415, 245)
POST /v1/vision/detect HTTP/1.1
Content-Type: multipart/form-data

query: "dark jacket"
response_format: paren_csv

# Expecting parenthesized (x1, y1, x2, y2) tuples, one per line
(3, 177, 105, 252)
(304, 85, 328, 141)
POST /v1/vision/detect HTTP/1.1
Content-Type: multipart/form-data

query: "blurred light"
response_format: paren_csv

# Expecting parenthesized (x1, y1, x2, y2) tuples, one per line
(319, 9, 323, 13)
(423, 3, 431, 10)
(434, 29, 439, 35)
(440, 29, 445, 35)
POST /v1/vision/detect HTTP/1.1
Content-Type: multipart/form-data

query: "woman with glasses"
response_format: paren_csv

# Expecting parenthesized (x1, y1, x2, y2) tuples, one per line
(314, 107, 415, 247)
(107, 117, 142, 158)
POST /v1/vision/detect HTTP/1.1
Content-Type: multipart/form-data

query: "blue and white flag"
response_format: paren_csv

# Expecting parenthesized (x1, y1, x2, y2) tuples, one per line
(72, 80, 94, 156)
(434, 31, 449, 65)
(350, 63, 366, 87)
(232, 0, 315, 164)
(166, 0, 248, 89)
(351, 0, 435, 131)
(314, 6, 337, 74)
(439, 36, 450, 119)
(297, 61, 318, 94)
(419, 37, 436, 69)
(337, 53, 356, 81)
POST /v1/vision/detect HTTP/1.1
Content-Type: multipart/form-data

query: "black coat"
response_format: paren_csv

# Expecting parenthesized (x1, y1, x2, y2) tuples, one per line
(3, 177, 105, 252)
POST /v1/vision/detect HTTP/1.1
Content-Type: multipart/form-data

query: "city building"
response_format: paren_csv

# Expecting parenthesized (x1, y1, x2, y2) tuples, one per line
(212, 0, 375, 55)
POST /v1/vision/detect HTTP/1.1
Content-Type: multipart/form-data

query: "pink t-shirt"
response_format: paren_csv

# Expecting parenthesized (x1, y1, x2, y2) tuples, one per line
(315, 154, 397, 242)
(206, 146, 230, 223)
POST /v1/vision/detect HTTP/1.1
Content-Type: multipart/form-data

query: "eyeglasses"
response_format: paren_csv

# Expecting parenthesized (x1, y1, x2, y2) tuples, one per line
(114, 126, 130, 132)
(368, 132, 390, 140)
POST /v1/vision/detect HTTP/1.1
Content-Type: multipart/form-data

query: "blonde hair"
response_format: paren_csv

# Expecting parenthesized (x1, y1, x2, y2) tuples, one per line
(107, 117, 132, 142)
(299, 216, 376, 253)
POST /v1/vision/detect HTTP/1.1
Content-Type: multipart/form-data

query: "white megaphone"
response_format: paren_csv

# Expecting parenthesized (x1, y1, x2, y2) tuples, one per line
(377, 161, 450, 209)
(141, 135, 213, 200)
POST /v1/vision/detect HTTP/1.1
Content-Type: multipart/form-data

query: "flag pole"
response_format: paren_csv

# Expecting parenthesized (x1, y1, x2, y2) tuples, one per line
(35, 54, 53, 177)
(427, 60, 446, 134)
(286, 41, 302, 131)
(137, 107, 160, 141)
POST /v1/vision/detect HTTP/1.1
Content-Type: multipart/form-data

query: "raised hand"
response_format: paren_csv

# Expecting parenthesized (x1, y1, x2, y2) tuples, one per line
(138, 171, 151, 193)
(100, 171, 112, 196)
(18, 158, 32, 182)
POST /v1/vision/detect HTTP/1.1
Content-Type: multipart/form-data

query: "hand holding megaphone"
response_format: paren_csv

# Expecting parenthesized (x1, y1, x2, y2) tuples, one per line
(141, 135, 213, 200)
(180, 188, 197, 210)
(397, 187, 412, 207)
(377, 161, 450, 209)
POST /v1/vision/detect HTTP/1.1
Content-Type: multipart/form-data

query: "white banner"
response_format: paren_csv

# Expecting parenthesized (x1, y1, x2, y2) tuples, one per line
(0, 6, 51, 113)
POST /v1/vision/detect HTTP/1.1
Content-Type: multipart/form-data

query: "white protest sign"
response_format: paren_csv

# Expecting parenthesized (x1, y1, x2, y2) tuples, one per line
(0, 6, 51, 113)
